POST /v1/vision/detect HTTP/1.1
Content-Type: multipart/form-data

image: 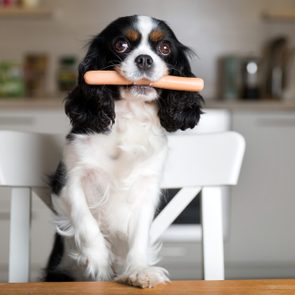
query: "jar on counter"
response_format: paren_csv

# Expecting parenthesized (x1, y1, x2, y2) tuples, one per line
(0, 61, 25, 98)
(24, 53, 48, 98)
(57, 56, 77, 92)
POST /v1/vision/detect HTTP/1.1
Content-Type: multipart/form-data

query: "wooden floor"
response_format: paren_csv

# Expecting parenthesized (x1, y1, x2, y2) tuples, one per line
(0, 280, 295, 295)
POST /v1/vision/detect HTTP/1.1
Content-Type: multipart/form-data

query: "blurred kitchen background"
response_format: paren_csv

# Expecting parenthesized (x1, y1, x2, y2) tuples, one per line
(1, 0, 295, 282)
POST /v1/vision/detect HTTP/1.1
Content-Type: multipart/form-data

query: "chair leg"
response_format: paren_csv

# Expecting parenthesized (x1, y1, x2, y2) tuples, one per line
(201, 187, 225, 280)
(9, 188, 31, 282)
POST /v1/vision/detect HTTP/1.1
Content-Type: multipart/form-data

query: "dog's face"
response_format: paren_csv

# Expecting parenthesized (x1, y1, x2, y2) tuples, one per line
(116, 16, 171, 101)
(66, 15, 203, 133)
(83, 15, 188, 102)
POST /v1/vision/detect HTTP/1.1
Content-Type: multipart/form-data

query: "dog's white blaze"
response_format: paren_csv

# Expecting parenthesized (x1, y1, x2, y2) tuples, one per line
(136, 15, 156, 45)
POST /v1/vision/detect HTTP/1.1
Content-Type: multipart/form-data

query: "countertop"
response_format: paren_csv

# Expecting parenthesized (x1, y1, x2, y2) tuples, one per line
(206, 100, 295, 112)
(1, 98, 295, 112)
(1, 280, 295, 295)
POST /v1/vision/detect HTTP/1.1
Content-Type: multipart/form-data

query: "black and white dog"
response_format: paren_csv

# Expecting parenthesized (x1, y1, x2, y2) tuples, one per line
(44, 15, 203, 288)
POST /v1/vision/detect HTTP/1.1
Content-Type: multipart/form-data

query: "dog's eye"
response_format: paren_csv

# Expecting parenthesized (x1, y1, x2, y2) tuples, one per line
(158, 41, 171, 56)
(114, 38, 130, 53)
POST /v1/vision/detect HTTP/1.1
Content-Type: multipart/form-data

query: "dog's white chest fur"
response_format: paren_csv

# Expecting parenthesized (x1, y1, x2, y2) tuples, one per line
(60, 100, 167, 238)
(54, 100, 169, 280)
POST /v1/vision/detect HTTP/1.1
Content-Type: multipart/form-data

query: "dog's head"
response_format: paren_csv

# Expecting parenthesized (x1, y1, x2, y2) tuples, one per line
(65, 15, 203, 134)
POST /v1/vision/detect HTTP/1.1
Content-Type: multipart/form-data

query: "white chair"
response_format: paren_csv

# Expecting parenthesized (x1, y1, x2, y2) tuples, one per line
(0, 130, 245, 283)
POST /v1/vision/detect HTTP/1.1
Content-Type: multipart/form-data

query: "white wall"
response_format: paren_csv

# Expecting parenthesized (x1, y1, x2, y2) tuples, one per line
(0, 0, 295, 98)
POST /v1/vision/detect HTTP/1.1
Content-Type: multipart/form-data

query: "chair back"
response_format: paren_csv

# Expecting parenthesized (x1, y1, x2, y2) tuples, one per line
(161, 132, 245, 188)
(0, 131, 64, 187)
(0, 131, 245, 189)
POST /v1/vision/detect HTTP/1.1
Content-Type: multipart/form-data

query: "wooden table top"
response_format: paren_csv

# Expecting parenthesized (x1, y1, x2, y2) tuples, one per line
(0, 280, 295, 295)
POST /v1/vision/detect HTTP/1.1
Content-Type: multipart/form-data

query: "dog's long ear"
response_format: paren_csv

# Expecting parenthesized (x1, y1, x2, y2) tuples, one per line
(65, 37, 117, 134)
(157, 47, 204, 132)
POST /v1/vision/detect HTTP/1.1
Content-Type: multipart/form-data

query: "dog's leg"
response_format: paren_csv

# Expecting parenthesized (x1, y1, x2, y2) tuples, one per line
(55, 171, 113, 281)
(116, 178, 169, 288)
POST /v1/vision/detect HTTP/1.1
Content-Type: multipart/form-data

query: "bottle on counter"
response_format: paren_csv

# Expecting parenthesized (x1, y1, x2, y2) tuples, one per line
(263, 37, 288, 99)
(57, 56, 77, 93)
(218, 55, 241, 100)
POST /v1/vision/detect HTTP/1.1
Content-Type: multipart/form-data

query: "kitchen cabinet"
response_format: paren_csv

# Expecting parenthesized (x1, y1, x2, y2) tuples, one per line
(226, 111, 295, 278)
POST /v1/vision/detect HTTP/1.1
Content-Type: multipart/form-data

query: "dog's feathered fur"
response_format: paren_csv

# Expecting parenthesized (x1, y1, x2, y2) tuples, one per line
(44, 15, 203, 288)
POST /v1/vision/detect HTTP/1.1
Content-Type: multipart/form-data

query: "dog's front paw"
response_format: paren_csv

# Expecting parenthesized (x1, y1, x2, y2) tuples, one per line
(71, 245, 113, 281)
(116, 266, 169, 288)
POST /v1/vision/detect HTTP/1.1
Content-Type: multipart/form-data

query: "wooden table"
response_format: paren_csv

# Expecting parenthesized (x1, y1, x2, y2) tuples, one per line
(0, 280, 295, 295)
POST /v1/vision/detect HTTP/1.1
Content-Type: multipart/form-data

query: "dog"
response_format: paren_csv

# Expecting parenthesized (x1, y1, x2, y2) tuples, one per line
(44, 15, 203, 288)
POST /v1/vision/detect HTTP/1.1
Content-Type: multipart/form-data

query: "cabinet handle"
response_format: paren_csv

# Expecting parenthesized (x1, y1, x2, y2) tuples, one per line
(0, 117, 34, 125)
(256, 118, 295, 127)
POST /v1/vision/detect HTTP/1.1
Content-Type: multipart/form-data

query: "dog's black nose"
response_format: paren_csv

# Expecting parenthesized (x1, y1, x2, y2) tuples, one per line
(135, 54, 153, 71)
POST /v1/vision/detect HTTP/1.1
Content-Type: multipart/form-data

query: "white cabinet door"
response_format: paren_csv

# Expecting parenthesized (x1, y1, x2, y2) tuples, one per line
(227, 111, 295, 278)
